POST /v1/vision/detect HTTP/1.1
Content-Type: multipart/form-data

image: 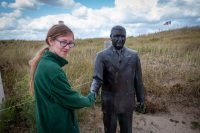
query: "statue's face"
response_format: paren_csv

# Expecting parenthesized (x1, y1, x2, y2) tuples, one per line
(110, 28, 126, 50)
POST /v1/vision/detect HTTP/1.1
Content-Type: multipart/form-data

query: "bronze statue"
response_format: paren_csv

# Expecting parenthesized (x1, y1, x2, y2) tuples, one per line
(90, 25, 144, 133)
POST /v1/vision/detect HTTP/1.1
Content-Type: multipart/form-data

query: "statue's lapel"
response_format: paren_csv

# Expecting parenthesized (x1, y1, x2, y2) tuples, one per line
(120, 47, 132, 69)
(107, 47, 119, 70)
(106, 46, 131, 70)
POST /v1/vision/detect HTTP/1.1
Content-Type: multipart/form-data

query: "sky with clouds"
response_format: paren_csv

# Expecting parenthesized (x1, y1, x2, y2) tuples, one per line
(0, 0, 200, 40)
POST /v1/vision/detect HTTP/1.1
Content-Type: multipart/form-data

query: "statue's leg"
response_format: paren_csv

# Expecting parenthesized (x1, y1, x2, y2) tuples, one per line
(103, 113, 117, 133)
(118, 112, 133, 133)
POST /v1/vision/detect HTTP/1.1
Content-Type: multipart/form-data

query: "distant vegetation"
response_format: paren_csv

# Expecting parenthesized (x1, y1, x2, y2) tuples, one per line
(0, 26, 200, 132)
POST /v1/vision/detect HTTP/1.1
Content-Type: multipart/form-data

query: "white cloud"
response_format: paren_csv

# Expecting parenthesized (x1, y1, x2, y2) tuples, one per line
(1, 1, 7, 8)
(8, 0, 38, 10)
(0, 17, 18, 31)
(95, 0, 160, 24)
(1, 9, 22, 18)
(113, 0, 200, 23)
(38, 0, 79, 8)
(115, 0, 157, 12)
(24, 13, 110, 39)
(7, 0, 80, 10)
(72, 6, 88, 18)
(0, 9, 22, 32)
(27, 15, 61, 31)
(1, 0, 200, 40)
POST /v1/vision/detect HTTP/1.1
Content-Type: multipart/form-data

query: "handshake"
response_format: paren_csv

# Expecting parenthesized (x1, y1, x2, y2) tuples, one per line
(90, 90, 97, 99)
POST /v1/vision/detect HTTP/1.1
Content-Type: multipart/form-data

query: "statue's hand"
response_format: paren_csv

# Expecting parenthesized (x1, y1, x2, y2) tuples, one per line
(136, 102, 145, 113)
(138, 102, 144, 113)
(90, 91, 97, 99)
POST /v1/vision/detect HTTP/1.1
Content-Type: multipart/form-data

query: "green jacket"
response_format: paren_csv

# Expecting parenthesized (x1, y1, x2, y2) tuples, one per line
(34, 50, 95, 133)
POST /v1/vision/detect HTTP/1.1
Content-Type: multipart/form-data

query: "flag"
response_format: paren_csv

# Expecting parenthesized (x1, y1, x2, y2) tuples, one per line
(164, 21, 171, 25)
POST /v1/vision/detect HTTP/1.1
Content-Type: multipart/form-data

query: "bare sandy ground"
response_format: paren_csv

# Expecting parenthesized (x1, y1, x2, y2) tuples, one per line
(132, 105, 200, 133)
(79, 104, 200, 133)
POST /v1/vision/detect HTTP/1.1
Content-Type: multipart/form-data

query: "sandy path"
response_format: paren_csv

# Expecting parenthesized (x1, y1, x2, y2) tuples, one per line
(79, 104, 200, 133)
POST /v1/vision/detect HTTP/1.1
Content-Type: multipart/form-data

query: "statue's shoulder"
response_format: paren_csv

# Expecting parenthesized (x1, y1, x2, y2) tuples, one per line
(98, 46, 112, 56)
(125, 46, 138, 55)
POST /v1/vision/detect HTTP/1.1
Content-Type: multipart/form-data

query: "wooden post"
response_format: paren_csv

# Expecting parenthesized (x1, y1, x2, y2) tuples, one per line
(59, 21, 64, 24)
(104, 41, 112, 49)
(0, 71, 5, 105)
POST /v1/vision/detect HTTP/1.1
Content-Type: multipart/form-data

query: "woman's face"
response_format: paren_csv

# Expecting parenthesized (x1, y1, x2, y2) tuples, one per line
(48, 34, 74, 58)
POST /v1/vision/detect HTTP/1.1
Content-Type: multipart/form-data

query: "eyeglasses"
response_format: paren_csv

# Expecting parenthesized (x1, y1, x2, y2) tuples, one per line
(54, 39, 75, 48)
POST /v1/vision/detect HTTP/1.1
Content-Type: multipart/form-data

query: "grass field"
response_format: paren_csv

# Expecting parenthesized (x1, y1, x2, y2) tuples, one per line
(0, 26, 200, 132)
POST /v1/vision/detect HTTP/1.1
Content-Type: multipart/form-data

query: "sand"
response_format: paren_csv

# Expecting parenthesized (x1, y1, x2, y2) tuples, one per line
(79, 104, 200, 133)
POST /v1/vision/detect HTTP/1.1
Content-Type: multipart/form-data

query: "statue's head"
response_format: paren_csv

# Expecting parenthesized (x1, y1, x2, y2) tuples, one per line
(110, 25, 126, 50)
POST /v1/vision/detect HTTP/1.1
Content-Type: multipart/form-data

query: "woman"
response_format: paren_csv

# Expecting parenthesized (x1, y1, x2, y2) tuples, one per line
(29, 23, 95, 133)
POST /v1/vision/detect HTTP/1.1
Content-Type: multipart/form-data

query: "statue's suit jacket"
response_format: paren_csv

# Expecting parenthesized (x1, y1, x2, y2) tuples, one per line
(91, 45, 144, 114)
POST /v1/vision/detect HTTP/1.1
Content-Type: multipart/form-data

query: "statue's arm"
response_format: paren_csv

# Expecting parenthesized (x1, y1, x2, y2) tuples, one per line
(90, 53, 104, 98)
(134, 54, 145, 111)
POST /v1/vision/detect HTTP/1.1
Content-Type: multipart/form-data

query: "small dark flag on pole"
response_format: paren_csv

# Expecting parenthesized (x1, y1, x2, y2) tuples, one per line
(164, 21, 171, 25)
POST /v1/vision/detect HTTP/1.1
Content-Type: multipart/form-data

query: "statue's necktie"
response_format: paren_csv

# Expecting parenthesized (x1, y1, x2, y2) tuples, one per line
(116, 50, 122, 68)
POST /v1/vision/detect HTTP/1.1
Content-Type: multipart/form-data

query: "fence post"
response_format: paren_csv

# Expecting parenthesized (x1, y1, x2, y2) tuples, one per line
(0, 71, 5, 105)
(104, 41, 112, 49)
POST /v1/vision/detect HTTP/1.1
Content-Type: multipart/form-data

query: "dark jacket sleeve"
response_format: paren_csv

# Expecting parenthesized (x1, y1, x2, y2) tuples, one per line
(90, 53, 104, 95)
(49, 73, 95, 110)
(134, 54, 145, 104)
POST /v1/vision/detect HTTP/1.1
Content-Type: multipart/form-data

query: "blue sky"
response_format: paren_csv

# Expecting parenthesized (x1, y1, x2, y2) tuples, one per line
(0, 0, 200, 40)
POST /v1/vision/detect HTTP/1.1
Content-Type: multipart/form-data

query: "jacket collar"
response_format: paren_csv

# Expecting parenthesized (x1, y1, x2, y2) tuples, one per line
(42, 50, 68, 67)
(107, 46, 131, 70)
